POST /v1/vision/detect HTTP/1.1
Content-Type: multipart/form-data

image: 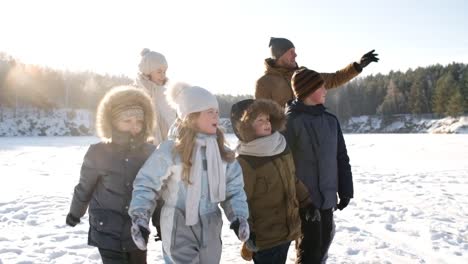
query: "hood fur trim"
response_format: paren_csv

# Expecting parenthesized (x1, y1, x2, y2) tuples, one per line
(237, 99, 286, 142)
(96, 86, 155, 142)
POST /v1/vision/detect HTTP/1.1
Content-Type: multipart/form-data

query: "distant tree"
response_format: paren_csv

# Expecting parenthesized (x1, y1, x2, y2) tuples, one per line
(377, 80, 406, 115)
(216, 94, 253, 118)
(446, 89, 464, 117)
(462, 67, 468, 112)
(409, 69, 430, 114)
(433, 73, 457, 115)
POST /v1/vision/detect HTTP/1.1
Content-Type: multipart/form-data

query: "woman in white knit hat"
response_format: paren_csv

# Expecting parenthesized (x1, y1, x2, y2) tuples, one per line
(128, 83, 250, 263)
(136, 48, 177, 146)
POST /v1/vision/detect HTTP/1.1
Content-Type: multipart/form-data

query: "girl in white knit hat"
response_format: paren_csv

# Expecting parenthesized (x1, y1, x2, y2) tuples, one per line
(136, 48, 177, 146)
(128, 83, 250, 263)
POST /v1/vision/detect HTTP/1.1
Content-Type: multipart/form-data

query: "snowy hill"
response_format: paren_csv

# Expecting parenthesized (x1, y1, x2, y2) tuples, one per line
(0, 108, 93, 136)
(341, 114, 468, 134)
(1, 107, 467, 136)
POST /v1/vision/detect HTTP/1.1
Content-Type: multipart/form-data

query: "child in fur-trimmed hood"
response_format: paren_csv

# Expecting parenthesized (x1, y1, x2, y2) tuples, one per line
(230, 98, 312, 264)
(66, 86, 156, 263)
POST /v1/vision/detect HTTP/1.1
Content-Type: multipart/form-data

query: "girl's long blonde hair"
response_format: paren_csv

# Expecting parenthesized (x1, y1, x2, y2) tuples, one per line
(174, 113, 235, 184)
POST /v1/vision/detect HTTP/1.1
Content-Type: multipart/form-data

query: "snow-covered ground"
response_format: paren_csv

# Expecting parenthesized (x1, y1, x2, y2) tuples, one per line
(0, 134, 467, 263)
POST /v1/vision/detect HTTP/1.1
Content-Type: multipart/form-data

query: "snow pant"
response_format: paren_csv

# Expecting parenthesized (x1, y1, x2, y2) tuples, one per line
(161, 207, 223, 264)
(296, 209, 335, 264)
(253, 241, 291, 264)
(98, 248, 146, 264)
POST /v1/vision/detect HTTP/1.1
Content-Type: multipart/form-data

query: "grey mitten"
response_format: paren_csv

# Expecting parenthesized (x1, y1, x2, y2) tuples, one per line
(130, 214, 150, 250)
(230, 217, 250, 242)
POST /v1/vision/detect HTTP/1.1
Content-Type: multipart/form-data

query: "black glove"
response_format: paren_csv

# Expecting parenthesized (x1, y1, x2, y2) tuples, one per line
(358, 49, 379, 69)
(337, 197, 351, 210)
(245, 232, 258, 252)
(230, 218, 241, 238)
(300, 203, 321, 223)
(140, 225, 150, 244)
(66, 213, 80, 227)
(154, 225, 162, 242)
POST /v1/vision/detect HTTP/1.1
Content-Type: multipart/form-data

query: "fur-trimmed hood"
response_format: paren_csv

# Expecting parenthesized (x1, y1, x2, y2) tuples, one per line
(96, 86, 155, 142)
(230, 99, 286, 142)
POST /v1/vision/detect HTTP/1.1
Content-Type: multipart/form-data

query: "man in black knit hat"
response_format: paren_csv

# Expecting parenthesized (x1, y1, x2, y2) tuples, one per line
(255, 37, 379, 107)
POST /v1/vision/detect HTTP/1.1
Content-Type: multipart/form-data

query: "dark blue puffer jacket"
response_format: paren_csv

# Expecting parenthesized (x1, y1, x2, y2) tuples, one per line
(284, 100, 353, 209)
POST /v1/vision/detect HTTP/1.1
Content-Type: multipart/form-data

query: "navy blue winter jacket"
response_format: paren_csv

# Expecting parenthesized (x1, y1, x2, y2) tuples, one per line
(284, 100, 353, 209)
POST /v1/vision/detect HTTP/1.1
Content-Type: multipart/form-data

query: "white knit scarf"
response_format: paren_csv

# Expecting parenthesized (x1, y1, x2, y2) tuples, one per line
(237, 131, 286, 157)
(136, 74, 177, 145)
(185, 134, 226, 226)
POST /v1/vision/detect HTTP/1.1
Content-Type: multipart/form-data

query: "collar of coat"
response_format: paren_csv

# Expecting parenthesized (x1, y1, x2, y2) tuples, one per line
(111, 129, 146, 150)
(238, 147, 291, 169)
(264, 58, 298, 80)
(285, 99, 327, 116)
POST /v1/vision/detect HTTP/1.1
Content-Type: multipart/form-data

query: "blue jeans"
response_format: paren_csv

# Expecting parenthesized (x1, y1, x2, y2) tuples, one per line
(253, 241, 291, 264)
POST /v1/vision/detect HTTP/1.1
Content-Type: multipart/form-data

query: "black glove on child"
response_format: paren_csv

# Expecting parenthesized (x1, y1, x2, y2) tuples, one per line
(140, 225, 150, 244)
(66, 213, 80, 227)
(154, 225, 162, 242)
(337, 197, 351, 210)
(245, 232, 258, 252)
(359, 50, 379, 69)
(300, 203, 321, 223)
(230, 218, 241, 238)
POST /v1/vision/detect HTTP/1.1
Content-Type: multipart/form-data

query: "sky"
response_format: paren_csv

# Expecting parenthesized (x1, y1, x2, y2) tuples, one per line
(1, 0, 468, 95)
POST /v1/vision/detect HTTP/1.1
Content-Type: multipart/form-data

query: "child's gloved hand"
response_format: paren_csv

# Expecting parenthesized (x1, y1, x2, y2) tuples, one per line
(154, 224, 162, 242)
(337, 197, 351, 210)
(300, 203, 321, 223)
(245, 232, 258, 252)
(130, 216, 150, 250)
(230, 217, 250, 242)
(65, 213, 80, 227)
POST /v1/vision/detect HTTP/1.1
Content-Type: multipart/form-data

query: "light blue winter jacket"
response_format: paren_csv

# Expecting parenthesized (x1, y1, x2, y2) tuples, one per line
(129, 135, 249, 226)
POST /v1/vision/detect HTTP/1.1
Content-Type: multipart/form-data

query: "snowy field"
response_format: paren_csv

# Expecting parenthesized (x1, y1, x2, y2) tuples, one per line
(0, 134, 467, 264)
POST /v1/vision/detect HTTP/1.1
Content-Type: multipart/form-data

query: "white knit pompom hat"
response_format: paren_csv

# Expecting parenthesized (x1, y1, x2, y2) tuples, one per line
(138, 48, 168, 75)
(166, 82, 219, 119)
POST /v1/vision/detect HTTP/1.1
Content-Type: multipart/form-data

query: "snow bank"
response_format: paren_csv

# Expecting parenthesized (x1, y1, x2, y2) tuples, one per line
(1, 107, 467, 136)
(342, 114, 468, 134)
(0, 108, 93, 136)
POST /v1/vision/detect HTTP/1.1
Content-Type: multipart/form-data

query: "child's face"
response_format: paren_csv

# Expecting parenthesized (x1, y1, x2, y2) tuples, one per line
(114, 116, 144, 136)
(306, 84, 327, 105)
(252, 113, 272, 138)
(149, 65, 168, 85)
(196, 108, 219, 135)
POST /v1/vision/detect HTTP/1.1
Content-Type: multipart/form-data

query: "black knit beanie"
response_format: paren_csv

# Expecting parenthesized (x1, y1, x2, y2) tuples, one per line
(269, 37, 295, 60)
(291, 67, 324, 100)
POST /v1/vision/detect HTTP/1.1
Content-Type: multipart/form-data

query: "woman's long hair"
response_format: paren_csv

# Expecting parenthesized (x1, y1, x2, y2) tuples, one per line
(174, 113, 234, 184)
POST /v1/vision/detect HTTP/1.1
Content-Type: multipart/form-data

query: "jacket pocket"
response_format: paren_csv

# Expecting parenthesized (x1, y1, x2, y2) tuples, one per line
(89, 209, 125, 237)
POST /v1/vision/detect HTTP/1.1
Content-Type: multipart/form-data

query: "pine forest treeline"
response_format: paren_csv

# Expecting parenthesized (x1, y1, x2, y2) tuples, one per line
(1, 53, 466, 119)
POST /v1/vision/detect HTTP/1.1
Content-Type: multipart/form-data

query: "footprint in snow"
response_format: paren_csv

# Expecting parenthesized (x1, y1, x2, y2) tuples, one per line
(346, 248, 360, 255)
